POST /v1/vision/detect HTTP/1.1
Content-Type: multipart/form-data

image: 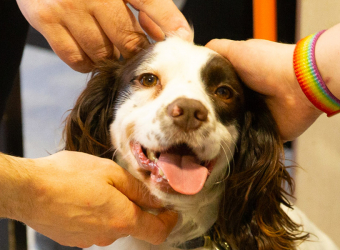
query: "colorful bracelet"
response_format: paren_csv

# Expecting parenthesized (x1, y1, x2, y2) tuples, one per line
(293, 30, 340, 117)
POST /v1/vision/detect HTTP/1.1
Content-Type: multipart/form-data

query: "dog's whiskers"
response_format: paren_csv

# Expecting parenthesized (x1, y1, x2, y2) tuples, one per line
(213, 139, 234, 185)
(111, 147, 119, 161)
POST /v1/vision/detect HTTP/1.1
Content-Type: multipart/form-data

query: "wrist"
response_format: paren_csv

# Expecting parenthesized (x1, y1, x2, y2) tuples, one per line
(294, 29, 340, 117)
(268, 44, 322, 140)
(315, 24, 340, 100)
(0, 154, 34, 221)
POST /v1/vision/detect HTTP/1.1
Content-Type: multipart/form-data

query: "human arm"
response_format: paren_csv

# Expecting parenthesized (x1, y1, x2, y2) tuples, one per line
(0, 151, 177, 248)
(206, 23, 340, 141)
(16, 0, 192, 73)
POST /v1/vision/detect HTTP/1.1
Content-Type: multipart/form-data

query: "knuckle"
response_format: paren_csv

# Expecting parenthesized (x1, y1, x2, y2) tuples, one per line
(45, 38, 93, 73)
(91, 46, 114, 62)
(33, 7, 57, 26)
(57, 0, 77, 11)
(76, 34, 115, 63)
(102, 158, 118, 170)
(50, 40, 93, 72)
(118, 206, 139, 233)
(95, 238, 116, 247)
(64, 54, 93, 73)
(120, 33, 149, 58)
(33, 2, 63, 24)
(151, 228, 168, 245)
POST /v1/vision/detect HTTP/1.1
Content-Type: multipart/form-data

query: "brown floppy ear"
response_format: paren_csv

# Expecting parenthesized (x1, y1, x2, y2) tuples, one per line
(63, 60, 123, 159)
(218, 89, 308, 249)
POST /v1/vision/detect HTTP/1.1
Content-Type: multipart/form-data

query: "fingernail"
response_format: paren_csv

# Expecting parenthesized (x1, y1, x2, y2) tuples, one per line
(172, 27, 194, 42)
(164, 26, 193, 42)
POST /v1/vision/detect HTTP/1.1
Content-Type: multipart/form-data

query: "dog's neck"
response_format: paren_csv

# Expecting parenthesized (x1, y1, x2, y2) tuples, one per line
(167, 190, 222, 246)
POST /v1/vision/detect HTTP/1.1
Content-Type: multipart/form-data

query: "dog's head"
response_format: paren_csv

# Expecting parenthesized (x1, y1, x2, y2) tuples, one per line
(64, 36, 307, 249)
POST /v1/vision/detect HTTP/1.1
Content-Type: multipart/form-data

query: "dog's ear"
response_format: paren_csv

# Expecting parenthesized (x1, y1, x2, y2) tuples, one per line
(63, 60, 123, 158)
(218, 89, 308, 249)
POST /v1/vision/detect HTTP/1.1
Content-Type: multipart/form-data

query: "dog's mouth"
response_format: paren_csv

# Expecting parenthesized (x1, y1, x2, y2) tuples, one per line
(130, 142, 216, 195)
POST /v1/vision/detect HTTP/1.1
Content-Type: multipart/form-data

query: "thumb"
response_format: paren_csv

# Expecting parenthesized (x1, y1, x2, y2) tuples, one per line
(109, 165, 164, 209)
(108, 165, 178, 244)
(206, 38, 257, 87)
(128, 0, 192, 42)
(206, 38, 281, 95)
(206, 38, 235, 59)
(206, 39, 254, 72)
(130, 208, 178, 245)
(206, 39, 249, 80)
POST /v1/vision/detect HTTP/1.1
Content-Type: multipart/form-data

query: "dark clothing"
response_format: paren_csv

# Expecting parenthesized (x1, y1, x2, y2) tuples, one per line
(0, 0, 29, 121)
(182, 0, 253, 45)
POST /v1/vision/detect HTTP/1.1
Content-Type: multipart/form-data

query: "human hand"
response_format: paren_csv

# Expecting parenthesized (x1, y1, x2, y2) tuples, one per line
(206, 39, 323, 141)
(12, 151, 177, 248)
(16, 0, 192, 72)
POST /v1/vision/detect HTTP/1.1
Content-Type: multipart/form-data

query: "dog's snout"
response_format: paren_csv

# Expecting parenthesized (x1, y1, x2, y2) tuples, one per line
(167, 98, 208, 131)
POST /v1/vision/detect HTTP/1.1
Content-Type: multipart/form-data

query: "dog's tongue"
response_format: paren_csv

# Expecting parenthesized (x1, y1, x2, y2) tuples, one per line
(157, 153, 208, 195)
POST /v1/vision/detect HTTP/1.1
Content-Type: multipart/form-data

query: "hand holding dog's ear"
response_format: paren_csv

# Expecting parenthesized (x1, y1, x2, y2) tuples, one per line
(12, 151, 177, 248)
(206, 39, 323, 141)
(16, 0, 191, 72)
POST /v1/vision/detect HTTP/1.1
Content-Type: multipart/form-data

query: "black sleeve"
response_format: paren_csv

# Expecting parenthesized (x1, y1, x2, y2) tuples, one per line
(0, 0, 29, 121)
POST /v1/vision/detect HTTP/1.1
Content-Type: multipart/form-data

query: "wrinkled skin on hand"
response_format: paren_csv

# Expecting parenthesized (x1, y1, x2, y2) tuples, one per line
(16, 0, 192, 72)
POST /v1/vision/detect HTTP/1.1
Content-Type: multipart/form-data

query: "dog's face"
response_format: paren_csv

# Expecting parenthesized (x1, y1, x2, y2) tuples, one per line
(64, 36, 307, 249)
(110, 37, 243, 201)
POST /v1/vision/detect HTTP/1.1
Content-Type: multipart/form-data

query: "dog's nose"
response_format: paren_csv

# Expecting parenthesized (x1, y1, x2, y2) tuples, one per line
(167, 98, 208, 131)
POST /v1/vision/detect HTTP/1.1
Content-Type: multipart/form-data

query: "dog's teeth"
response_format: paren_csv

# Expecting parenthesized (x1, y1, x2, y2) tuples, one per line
(146, 149, 157, 161)
(159, 167, 164, 176)
(158, 168, 167, 180)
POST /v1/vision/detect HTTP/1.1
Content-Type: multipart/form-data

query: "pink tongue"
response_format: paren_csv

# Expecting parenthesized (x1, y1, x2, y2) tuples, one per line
(157, 153, 208, 195)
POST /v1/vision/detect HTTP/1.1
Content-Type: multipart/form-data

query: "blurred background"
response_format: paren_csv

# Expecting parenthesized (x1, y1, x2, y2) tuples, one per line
(0, 0, 339, 249)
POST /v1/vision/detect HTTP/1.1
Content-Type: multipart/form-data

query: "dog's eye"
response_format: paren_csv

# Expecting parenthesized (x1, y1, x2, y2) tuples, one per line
(140, 74, 159, 87)
(215, 86, 233, 100)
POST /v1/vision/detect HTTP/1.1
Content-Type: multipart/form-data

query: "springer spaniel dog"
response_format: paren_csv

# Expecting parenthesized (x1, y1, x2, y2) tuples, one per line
(64, 34, 338, 250)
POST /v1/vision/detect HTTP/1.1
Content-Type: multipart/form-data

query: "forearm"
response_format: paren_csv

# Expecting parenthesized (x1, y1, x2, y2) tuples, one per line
(0, 153, 33, 221)
(315, 23, 340, 99)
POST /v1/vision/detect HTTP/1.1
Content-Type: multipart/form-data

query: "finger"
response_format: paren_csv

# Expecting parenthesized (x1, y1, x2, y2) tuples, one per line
(205, 39, 234, 59)
(91, 0, 149, 59)
(63, 13, 115, 63)
(139, 11, 164, 41)
(43, 24, 94, 72)
(130, 207, 178, 245)
(128, 0, 193, 42)
(207, 39, 293, 97)
(206, 39, 267, 92)
(108, 165, 164, 209)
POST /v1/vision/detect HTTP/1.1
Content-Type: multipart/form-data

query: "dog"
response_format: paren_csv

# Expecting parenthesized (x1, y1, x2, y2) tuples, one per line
(64, 34, 338, 250)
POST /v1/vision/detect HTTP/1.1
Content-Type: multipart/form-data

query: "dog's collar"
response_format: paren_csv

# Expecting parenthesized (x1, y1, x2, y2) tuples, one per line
(175, 226, 232, 250)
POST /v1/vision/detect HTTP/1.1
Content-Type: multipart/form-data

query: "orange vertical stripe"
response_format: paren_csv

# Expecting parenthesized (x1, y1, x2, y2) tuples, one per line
(253, 0, 277, 41)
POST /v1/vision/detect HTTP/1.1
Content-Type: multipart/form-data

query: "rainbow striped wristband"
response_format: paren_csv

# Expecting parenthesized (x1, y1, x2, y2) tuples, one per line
(293, 30, 340, 117)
